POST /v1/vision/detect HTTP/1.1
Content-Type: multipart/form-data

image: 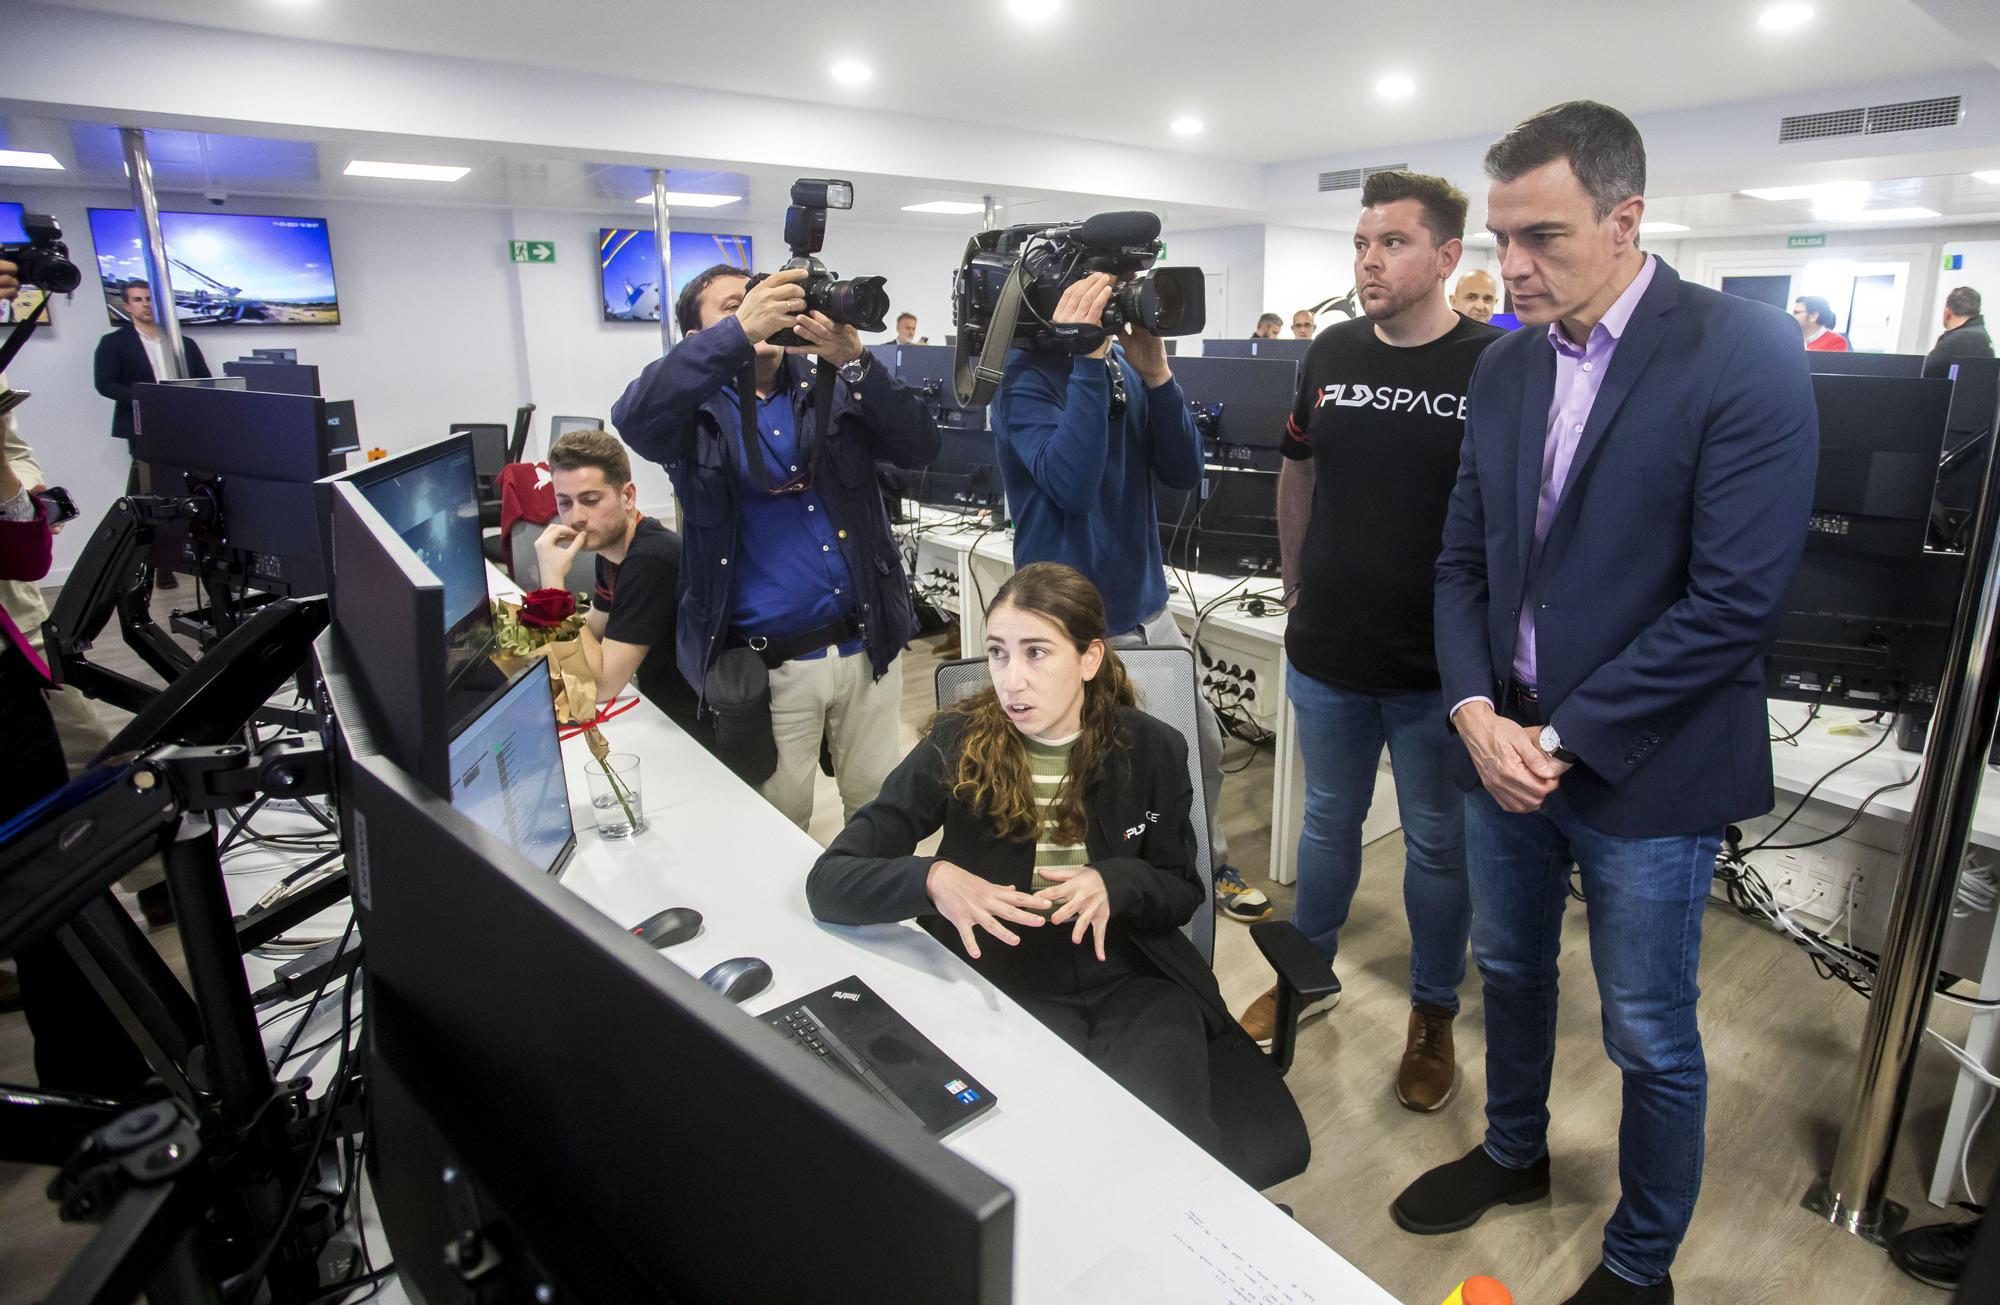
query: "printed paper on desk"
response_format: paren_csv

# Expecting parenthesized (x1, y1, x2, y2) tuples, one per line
(1053, 1172, 1396, 1304)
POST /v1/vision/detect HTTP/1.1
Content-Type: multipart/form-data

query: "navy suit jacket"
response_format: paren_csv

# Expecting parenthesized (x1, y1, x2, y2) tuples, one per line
(1433, 258, 1819, 838)
(93, 324, 210, 445)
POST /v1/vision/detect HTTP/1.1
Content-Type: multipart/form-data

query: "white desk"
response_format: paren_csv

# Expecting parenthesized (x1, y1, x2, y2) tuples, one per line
(907, 511, 1402, 886)
(1751, 703, 2000, 1210)
(229, 560, 1398, 1300)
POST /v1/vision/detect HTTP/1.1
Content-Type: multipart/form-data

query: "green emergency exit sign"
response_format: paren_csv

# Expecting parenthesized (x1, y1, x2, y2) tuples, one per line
(1787, 233, 1827, 249)
(509, 240, 556, 263)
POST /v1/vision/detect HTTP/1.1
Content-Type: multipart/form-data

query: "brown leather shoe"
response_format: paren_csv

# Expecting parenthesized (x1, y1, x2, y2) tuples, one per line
(1397, 1002, 1457, 1112)
(1237, 981, 1340, 1049)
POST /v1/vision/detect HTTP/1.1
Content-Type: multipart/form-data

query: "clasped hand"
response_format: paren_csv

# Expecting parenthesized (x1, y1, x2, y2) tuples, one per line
(926, 861, 1113, 961)
(1453, 701, 1570, 813)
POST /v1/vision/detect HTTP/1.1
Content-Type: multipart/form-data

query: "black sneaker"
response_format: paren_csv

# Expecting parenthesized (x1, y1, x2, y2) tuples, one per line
(1391, 1144, 1550, 1235)
(1559, 1265, 1673, 1304)
(1889, 1207, 1984, 1289)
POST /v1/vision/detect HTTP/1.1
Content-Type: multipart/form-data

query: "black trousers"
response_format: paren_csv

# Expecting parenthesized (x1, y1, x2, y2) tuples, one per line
(3, 651, 151, 1097)
(1012, 972, 1218, 1152)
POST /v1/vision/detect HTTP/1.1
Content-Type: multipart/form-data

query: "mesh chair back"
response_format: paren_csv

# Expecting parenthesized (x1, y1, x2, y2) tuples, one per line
(933, 648, 1216, 963)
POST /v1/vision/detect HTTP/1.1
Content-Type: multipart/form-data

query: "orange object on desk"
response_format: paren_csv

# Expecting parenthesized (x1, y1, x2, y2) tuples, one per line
(1440, 1277, 1511, 1305)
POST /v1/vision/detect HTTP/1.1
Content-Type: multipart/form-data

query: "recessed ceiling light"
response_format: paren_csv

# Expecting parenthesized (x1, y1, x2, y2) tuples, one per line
(1640, 221, 1691, 233)
(1170, 116, 1205, 137)
(1974, 171, 2000, 185)
(830, 59, 873, 86)
(0, 150, 63, 170)
(344, 160, 470, 182)
(1375, 74, 1416, 100)
(902, 200, 986, 215)
(1813, 206, 1939, 222)
(1741, 181, 1868, 203)
(633, 191, 744, 207)
(1758, 4, 1814, 32)
(1007, 0, 1061, 21)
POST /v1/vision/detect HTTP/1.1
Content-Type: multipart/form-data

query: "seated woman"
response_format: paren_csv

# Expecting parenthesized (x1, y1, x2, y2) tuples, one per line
(807, 562, 1224, 1150)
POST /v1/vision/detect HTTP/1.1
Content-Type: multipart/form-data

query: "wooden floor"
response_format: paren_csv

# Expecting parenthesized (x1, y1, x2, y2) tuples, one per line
(3, 604, 1989, 1304)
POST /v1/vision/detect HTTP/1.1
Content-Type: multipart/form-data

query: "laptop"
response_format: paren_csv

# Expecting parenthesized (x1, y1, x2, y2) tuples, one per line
(763, 976, 997, 1137)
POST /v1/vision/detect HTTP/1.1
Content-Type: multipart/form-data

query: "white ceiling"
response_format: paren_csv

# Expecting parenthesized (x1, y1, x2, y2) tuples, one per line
(36, 0, 1986, 165)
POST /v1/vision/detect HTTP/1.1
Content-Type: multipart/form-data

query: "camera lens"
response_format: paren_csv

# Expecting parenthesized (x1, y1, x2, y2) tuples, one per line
(815, 275, 889, 334)
(23, 249, 83, 295)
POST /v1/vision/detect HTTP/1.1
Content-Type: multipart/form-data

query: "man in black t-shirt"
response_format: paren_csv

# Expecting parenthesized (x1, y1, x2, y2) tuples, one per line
(534, 429, 701, 734)
(1235, 171, 1502, 1116)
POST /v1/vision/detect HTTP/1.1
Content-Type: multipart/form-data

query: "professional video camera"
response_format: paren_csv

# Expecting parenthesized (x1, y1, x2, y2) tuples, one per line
(0, 213, 82, 383)
(746, 178, 888, 348)
(949, 210, 1205, 405)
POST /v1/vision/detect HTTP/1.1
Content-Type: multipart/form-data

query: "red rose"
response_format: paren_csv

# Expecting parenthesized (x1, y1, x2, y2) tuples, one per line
(519, 587, 576, 629)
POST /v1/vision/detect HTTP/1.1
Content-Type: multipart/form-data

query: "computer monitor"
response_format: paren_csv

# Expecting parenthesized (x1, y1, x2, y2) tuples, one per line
(1171, 356, 1299, 473)
(1806, 351, 1925, 378)
(323, 434, 495, 688)
(447, 666, 575, 876)
(906, 429, 1004, 514)
(222, 358, 323, 396)
(340, 747, 1014, 1304)
(1804, 373, 1952, 558)
(1201, 338, 1312, 364)
(1197, 467, 1280, 578)
(131, 382, 358, 594)
(892, 345, 987, 432)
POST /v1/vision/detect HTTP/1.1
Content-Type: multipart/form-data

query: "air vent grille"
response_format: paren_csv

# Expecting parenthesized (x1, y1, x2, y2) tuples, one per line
(1779, 94, 1961, 142)
(1317, 162, 1408, 193)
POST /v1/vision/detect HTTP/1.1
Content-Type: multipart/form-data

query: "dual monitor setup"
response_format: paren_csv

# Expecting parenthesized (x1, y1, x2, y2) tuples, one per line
(312, 431, 1017, 1301)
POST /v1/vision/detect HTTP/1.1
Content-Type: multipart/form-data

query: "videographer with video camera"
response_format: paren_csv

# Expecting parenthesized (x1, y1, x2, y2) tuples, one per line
(611, 181, 939, 833)
(987, 255, 1265, 926)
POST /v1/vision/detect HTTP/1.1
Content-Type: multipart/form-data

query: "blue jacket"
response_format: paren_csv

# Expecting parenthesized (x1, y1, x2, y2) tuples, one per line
(989, 345, 1204, 636)
(1434, 259, 1819, 838)
(610, 317, 940, 702)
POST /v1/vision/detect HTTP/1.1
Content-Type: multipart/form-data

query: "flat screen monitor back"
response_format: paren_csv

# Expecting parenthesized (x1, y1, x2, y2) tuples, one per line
(893, 344, 987, 430)
(1171, 356, 1299, 468)
(344, 750, 1014, 1304)
(1806, 352, 1925, 378)
(1805, 373, 1952, 558)
(1199, 467, 1280, 578)
(1202, 338, 1312, 364)
(222, 359, 322, 396)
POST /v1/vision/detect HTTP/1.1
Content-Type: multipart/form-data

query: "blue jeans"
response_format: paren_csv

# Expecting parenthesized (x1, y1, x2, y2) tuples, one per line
(1286, 664, 1469, 1012)
(1465, 786, 1719, 1287)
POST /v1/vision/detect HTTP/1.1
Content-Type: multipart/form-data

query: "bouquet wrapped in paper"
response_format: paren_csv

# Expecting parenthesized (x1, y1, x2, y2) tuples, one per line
(491, 588, 598, 726)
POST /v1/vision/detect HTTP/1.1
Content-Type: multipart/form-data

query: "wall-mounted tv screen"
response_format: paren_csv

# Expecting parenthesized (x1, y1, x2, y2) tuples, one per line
(88, 207, 341, 327)
(599, 228, 752, 323)
(0, 202, 26, 244)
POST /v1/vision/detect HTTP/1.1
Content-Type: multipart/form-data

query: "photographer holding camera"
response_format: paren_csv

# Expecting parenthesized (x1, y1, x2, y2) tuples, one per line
(987, 271, 1265, 923)
(611, 260, 939, 832)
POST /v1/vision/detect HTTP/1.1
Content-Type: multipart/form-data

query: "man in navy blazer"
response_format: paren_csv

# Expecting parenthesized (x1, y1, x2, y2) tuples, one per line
(1388, 103, 1818, 1305)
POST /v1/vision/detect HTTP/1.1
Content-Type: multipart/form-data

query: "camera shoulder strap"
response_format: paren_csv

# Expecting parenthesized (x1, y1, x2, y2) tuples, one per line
(0, 293, 52, 376)
(735, 359, 836, 489)
(954, 252, 1029, 409)
(735, 363, 770, 487)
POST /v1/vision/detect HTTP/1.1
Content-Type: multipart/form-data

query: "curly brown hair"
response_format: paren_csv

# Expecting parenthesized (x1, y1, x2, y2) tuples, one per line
(932, 562, 1136, 845)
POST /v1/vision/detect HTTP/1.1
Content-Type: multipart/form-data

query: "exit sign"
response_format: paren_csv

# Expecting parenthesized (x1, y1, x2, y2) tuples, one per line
(1787, 233, 1827, 249)
(509, 240, 556, 263)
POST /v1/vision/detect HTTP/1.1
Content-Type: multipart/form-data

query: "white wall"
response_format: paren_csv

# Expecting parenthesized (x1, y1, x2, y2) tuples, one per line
(1159, 225, 1265, 341)
(1262, 225, 1350, 330)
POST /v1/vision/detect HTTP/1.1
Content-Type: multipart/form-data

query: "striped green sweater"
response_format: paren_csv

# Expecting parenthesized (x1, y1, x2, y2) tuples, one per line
(1025, 732, 1088, 891)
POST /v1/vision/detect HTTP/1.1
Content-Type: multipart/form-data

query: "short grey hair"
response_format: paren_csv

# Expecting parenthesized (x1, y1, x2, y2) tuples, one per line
(1484, 100, 1647, 221)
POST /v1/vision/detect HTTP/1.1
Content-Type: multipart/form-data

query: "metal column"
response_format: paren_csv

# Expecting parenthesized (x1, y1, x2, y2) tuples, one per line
(982, 195, 998, 230)
(119, 128, 186, 379)
(651, 169, 676, 355)
(1806, 423, 2000, 1242)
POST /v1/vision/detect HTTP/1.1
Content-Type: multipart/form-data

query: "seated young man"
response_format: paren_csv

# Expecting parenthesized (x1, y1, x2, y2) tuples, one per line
(533, 429, 701, 735)
(806, 562, 1224, 1149)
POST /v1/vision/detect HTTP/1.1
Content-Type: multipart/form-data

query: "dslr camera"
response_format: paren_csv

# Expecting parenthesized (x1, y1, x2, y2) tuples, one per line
(0, 213, 83, 296)
(746, 178, 889, 348)
(949, 210, 1205, 405)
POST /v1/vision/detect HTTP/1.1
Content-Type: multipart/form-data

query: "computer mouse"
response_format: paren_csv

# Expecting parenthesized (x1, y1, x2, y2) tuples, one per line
(631, 906, 702, 949)
(700, 956, 773, 1003)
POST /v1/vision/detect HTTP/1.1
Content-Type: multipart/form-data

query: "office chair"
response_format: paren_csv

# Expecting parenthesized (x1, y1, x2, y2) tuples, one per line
(506, 402, 538, 465)
(548, 414, 605, 447)
(452, 422, 512, 563)
(936, 648, 1321, 1189)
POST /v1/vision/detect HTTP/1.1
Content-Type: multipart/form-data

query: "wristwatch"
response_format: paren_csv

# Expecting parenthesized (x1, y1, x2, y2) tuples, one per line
(1538, 724, 1579, 765)
(838, 353, 870, 385)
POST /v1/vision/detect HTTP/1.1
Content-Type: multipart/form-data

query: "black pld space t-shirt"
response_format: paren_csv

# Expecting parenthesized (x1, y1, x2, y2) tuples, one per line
(1282, 313, 1503, 694)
